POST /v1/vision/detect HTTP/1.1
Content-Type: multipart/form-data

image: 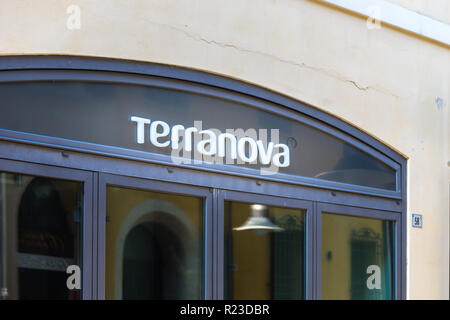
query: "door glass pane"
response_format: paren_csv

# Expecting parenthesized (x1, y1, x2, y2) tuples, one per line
(322, 213, 394, 300)
(0, 172, 83, 300)
(105, 186, 204, 300)
(224, 201, 306, 299)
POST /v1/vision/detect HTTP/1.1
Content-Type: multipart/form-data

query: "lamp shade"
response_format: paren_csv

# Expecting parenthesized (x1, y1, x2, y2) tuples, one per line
(233, 204, 284, 235)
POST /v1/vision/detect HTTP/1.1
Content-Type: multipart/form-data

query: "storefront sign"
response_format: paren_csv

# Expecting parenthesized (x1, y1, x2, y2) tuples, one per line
(0, 81, 397, 189)
(130, 116, 290, 168)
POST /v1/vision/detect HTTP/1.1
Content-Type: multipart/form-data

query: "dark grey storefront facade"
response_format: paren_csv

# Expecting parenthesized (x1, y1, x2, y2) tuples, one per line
(0, 55, 407, 300)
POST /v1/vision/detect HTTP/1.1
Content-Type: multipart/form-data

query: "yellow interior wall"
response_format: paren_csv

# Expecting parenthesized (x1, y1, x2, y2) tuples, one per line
(104, 185, 202, 299)
(321, 213, 385, 299)
(228, 202, 271, 299)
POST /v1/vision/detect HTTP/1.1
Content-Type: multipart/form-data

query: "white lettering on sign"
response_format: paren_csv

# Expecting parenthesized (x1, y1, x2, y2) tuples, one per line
(130, 116, 290, 172)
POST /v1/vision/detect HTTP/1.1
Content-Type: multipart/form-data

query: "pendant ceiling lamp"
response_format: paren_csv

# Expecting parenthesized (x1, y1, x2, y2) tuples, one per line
(233, 204, 284, 236)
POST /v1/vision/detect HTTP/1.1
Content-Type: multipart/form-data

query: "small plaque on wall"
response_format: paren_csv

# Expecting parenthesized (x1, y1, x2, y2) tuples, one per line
(412, 213, 423, 228)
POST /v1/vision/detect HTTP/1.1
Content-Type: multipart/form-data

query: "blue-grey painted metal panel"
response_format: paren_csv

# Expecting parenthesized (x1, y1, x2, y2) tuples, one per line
(0, 141, 402, 212)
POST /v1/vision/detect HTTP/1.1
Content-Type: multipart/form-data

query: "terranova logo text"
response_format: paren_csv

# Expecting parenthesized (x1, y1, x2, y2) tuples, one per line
(130, 116, 290, 175)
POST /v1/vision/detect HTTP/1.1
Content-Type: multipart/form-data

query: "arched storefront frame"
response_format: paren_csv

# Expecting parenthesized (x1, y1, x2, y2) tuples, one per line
(0, 55, 407, 299)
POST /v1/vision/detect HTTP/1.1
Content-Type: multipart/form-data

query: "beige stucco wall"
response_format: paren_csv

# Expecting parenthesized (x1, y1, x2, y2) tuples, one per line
(0, 0, 448, 299)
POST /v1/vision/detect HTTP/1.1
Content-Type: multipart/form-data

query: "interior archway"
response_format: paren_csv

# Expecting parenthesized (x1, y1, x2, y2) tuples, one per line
(114, 199, 199, 300)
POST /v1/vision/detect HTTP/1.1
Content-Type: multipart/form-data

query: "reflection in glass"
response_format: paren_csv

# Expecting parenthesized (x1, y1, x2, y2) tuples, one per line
(233, 204, 284, 235)
(105, 186, 204, 300)
(322, 213, 394, 300)
(225, 201, 306, 299)
(0, 172, 82, 299)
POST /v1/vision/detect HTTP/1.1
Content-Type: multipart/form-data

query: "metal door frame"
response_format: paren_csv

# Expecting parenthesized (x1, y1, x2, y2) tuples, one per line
(96, 172, 214, 300)
(316, 202, 402, 300)
(216, 190, 314, 300)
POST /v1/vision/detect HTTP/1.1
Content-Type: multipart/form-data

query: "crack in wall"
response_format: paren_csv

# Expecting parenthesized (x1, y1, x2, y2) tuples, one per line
(159, 21, 395, 96)
(93, 8, 396, 97)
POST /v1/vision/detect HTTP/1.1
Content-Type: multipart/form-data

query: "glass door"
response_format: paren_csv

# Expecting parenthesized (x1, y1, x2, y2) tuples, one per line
(98, 173, 213, 300)
(217, 190, 313, 300)
(0, 158, 93, 300)
(317, 202, 400, 300)
(94, 172, 400, 300)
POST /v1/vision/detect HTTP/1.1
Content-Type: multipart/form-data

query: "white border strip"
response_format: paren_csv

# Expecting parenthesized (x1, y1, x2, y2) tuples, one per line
(319, 0, 450, 46)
